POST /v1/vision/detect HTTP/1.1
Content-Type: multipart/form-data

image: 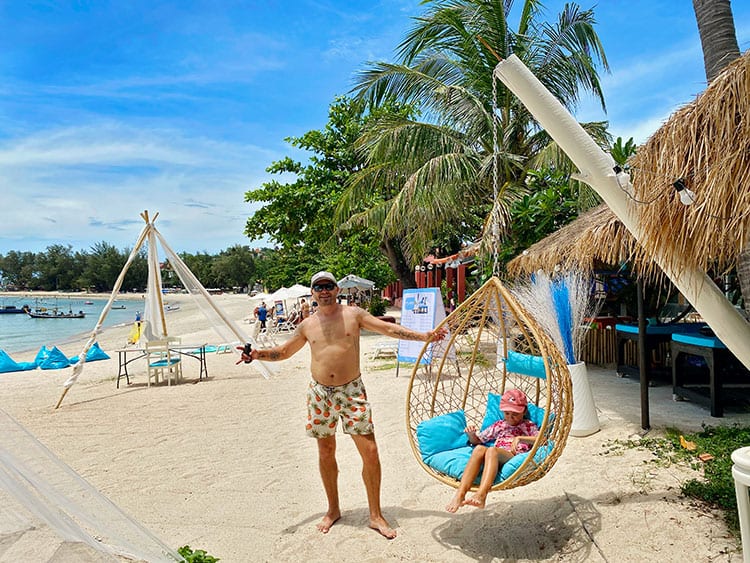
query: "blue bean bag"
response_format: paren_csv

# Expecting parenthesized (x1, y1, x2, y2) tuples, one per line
(37, 346, 71, 370)
(0, 350, 37, 373)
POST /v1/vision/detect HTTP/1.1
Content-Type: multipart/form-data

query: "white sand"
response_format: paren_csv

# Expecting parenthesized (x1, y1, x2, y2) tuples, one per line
(0, 293, 744, 562)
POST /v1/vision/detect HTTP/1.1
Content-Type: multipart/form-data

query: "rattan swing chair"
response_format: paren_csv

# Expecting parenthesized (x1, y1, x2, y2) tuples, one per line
(404, 65, 574, 492)
(405, 277, 573, 491)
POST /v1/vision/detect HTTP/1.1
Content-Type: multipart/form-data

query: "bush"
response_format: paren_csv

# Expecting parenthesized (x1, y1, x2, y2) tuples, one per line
(178, 545, 220, 563)
(368, 294, 388, 317)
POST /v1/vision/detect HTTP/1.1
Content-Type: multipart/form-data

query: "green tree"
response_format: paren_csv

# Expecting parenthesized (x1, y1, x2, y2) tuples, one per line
(347, 0, 610, 267)
(0, 250, 38, 289)
(244, 97, 394, 290)
(80, 242, 126, 292)
(211, 245, 257, 290)
(35, 244, 80, 291)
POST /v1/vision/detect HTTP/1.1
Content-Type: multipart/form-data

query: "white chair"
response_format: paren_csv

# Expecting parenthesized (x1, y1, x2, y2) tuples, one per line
(372, 341, 398, 359)
(145, 339, 182, 386)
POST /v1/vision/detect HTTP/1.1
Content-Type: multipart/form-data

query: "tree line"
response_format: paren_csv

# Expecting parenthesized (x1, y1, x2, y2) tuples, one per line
(0, 243, 290, 293)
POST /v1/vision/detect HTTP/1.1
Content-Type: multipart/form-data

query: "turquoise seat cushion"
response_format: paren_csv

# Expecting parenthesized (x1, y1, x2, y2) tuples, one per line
(417, 394, 552, 484)
(424, 446, 475, 480)
(149, 358, 180, 367)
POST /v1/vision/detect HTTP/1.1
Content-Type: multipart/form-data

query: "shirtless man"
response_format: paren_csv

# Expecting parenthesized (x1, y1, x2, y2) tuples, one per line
(238, 271, 447, 539)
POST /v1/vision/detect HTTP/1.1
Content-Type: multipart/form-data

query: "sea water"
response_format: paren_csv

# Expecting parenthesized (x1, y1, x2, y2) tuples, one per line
(0, 296, 141, 355)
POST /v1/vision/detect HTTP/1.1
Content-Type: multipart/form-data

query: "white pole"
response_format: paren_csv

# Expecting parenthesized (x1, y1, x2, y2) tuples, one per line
(494, 55, 750, 372)
(56, 219, 152, 408)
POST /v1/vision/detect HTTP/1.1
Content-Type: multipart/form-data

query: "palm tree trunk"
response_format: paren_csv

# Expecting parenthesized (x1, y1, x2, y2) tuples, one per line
(693, 0, 748, 312)
(381, 238, 416, 290)
(692, 0, 740, 83)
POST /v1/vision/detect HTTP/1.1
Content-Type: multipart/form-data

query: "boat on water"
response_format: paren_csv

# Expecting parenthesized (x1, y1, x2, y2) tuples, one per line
(111, 305, 126, 310)
(0, 305, 30, 315)
(27, 308, 86, 319)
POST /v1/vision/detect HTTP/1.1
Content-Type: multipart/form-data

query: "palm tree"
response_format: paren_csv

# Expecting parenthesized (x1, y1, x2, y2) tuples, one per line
(692, 0, 748, 311)
(340, 0, 610, 271)
(693, 0, 740, 83)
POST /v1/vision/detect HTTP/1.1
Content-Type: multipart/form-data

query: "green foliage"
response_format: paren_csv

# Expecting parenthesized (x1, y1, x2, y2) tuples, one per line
(178, 545, 220, 563)
(349, 0, 611, 265)
(610, 136, 638, 167)
(368, 294, 388, 316)
(497, 167, 579, 266)
(243, 96, 394, 288)
(669, 425, 750, 534)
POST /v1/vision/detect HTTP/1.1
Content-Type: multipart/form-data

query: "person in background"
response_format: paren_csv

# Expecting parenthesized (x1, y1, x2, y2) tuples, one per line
(300, 298, 311, 320)
(255, 301, 268, 330)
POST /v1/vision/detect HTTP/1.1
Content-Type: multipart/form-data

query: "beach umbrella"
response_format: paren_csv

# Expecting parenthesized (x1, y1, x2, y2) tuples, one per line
(337, 274, 375, 291)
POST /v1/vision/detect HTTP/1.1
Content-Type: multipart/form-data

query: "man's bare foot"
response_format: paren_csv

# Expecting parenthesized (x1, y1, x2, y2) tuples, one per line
(462, 494, 486, 509)
(316, 511, 341, 533)
(446, 492, 465, 513)
(369, 515, 397, 539)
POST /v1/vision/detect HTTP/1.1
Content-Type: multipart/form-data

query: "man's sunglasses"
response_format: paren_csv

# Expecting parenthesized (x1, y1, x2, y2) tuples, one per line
(312, 282, 336, 291)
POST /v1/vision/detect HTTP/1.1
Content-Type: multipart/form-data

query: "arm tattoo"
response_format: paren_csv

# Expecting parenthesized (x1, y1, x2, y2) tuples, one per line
(394, 328, 424, 341)
(258, 350, 283, 360)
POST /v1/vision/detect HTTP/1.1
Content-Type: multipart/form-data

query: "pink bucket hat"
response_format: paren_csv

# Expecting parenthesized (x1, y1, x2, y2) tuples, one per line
(500, 388, 527, 413)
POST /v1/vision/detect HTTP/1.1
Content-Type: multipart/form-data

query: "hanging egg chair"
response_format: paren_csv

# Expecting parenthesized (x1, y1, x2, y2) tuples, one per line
(406, 276, 573, 491)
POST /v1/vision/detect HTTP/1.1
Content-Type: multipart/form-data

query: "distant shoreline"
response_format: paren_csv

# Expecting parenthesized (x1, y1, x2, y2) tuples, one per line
(0, 291, 146, 301)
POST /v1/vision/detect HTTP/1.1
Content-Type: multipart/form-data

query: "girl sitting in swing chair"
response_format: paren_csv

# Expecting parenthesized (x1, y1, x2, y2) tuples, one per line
(446, 388, 539, 512)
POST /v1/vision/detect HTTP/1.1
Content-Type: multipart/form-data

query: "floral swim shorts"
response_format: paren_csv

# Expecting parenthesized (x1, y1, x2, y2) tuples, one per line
(305, 376, 373, 438)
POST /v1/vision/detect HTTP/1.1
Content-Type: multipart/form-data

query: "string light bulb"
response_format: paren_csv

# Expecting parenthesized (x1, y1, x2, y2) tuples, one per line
(673, 178, 696, 206)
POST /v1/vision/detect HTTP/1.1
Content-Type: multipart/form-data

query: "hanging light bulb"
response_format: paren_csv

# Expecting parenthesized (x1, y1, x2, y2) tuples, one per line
(673, 179, 696, 206)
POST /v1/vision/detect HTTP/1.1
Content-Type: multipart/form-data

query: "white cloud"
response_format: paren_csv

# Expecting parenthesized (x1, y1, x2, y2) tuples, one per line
(0, 122, 279, 254)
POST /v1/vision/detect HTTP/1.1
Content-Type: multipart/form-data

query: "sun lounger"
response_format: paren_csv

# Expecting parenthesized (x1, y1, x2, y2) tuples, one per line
(372, 341, 398, 359)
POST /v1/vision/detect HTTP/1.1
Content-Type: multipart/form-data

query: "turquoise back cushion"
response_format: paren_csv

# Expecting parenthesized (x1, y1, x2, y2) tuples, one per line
(504, 351, 547, 379)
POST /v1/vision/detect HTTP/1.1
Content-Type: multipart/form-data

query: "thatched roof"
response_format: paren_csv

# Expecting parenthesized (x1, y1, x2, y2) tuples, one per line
(506, 204, 638, 277)
(509, 50, 750, 281)
(628, 50, 750, 277)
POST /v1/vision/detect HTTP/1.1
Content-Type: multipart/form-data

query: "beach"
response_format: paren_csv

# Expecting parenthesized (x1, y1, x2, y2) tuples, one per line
(0, 292, 744, 562)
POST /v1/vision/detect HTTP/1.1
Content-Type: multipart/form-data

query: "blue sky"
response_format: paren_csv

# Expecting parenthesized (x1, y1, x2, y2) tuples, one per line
(1, 0, 748, 255)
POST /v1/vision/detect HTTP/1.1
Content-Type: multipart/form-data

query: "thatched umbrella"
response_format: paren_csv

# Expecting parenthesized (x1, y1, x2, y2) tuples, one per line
(628, 51, 750, 279)
(506, 204, 637, 277)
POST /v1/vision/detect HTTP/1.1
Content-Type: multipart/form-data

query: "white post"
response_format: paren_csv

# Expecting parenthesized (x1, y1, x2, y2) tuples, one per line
(732, 447, 750, 562)
(568, 361, 600, 437)
(494, 55, 750, 372)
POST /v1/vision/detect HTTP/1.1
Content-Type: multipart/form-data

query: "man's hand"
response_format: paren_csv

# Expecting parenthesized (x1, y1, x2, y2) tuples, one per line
(428, 326, 448, 342)
(235, 343, 254, 365)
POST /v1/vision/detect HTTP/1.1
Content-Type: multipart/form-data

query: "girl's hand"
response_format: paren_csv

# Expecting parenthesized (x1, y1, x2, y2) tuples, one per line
(510, 436, 520, 454)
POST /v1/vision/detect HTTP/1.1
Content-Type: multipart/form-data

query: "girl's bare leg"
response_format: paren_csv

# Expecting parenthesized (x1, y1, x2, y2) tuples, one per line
(464, 448, 513, 509)
(446, 446, 487, 513)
